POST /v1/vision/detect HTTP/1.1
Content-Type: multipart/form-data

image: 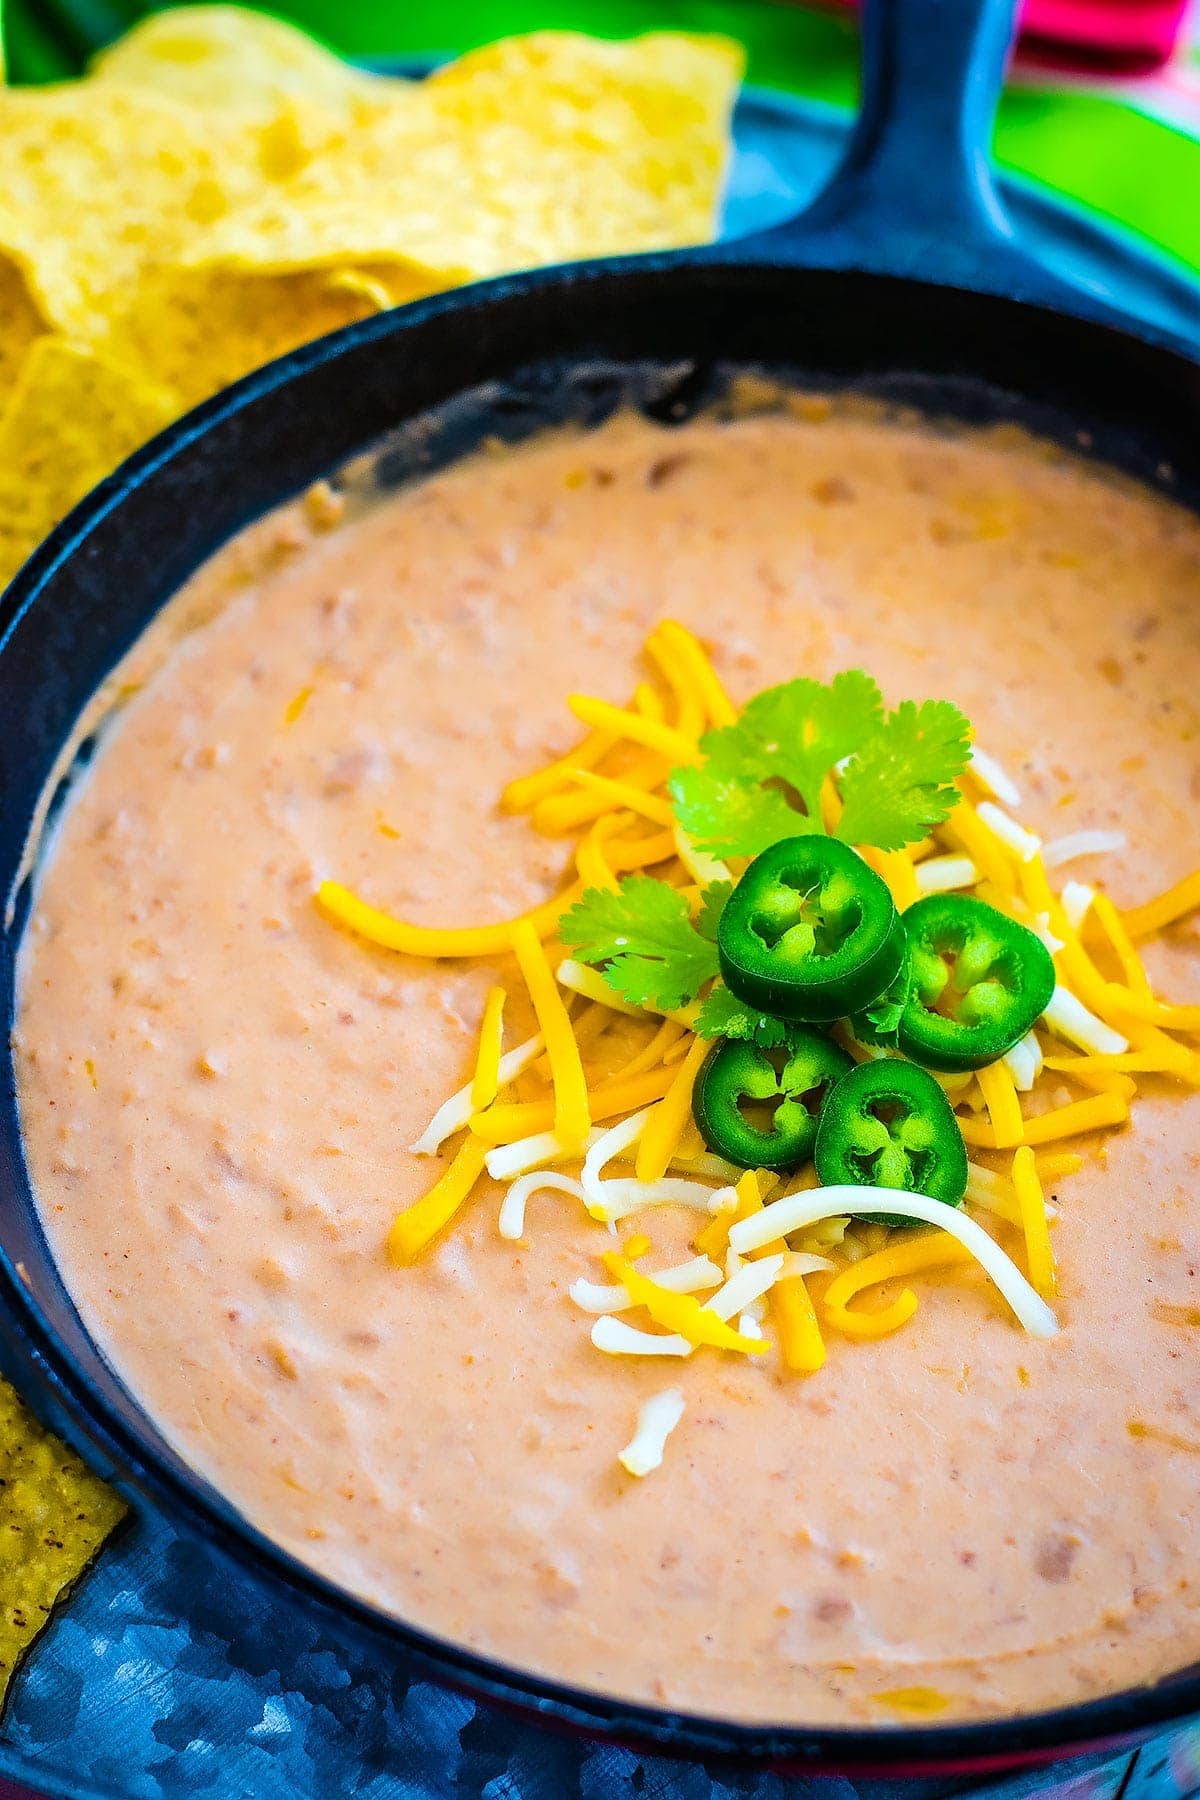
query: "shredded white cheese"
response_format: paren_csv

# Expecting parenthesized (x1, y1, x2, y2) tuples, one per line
(914, 854, 978, 895)
(410, 1033, 543, 1154)
(1042, 985, 1129, 1056)
(590, 1176, 723, 1224)
(705, 1252, 785, 1321)
(1002, 1030, 1043, 1093)
(556, 959, 646, 1016)
(591, 1316, 692, 1357)
(618, 1388, 686, 1476)
(977, 802, 1042, 863)
(1061, 880, 1097, 932)
(968, 745, 1022, 808)
(1026, 913, 1065, 955)
(498, 1172, 587, 1242)
(1041, 830, 1127, 870)
(486, 1125, 605, 1182)
(569, 1255, 722, 1314)
(581, 1110, 650, 1206)
(728, 1187, 1059, 1337)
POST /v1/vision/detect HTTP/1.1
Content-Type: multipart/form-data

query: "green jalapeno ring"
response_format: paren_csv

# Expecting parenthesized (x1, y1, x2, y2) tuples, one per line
(814, 1056, 968, 1224)
(717, 836, 904, 1024)
(896, 893, 1056, 1073)
(692, 1030, 854, 1174)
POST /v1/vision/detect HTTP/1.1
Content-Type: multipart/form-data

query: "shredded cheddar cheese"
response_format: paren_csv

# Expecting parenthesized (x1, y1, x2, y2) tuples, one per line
(388, 1137, 488, 1265)
(510, 920, 591, 1154)
(317, 876, 578, 960)
(976, 1059, 1024, 1148)
(1012, 1147, 1055, 1298)
(635, 1035, 710, 1184)
(1123, 868, 1200, 941)
(602, 1251, 766, 1354)
(470, 987, 507, 1113)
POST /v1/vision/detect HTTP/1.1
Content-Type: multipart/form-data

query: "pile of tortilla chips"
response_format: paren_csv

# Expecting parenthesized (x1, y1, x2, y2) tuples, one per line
(0, 6, 743, 584)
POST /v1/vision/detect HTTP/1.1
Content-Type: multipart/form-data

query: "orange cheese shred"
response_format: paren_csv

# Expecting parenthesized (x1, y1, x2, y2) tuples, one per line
(635, 1035, 712, 1184)
(1011, 1145, 1055, 1298)
(602, 1251, 766, 1355)
(470, 987, 507, 1113)
(958, 1090, 1128, 1149)
(389, 1137, 488, 1264)
(977, 1059, 1024, 1148)
(316, 877, 579, 960)
(1122, 868, 1200, 941)
(510, 920, 590, 1154)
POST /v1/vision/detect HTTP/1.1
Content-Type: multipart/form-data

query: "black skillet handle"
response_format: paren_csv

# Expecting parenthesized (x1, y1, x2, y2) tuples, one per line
(732, 0, 1097, 311)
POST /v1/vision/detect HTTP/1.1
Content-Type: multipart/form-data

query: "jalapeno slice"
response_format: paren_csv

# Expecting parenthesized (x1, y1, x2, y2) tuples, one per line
(896, 894, 1056, 1072)
(814, 1057, 968, 1219)
(692, 1031, 854, 1173)
(717, 837, 904, 1024)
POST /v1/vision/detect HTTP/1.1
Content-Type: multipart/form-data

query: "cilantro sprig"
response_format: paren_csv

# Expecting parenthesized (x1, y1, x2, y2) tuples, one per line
(560, 669, 970, 1042)
(560, 876, 805, 1045)
(669, 672, 969, 859)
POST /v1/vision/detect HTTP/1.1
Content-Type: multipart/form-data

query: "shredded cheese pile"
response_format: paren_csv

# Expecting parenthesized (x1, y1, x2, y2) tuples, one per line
(317, 621, 1200, 1476)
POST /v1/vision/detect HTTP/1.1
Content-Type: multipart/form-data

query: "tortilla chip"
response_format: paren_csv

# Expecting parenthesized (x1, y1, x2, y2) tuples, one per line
(0, 1377, 126, 1706)
(186, 32, 743, 282)
(0, 339, 176, 584)
(100, 261, 442, 411)
(0, 87, 267, 340)
(0, 256, 44, 409)
(88, 5, 398, 121)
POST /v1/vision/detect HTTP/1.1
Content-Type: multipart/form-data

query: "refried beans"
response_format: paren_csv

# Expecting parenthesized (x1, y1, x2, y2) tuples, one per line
(13, 397, 1200, 1724)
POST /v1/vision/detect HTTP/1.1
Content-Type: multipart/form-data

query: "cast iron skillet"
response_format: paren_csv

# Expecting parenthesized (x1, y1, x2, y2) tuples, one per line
(3, 0, 1200, 1774)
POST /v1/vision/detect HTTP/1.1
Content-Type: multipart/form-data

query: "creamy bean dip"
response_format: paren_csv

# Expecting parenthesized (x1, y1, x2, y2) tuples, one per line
(14, 396, 1200, 1725)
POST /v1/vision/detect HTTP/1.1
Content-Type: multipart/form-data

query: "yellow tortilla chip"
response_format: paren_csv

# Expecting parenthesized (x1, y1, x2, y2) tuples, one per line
(0, 339, 176, 585)
(88, 5, 398, 122)
(0, 87, 270, 340)
(0, 256, 44, 408)
(100, 261, 441, 411)
(186, 32, 743, 281)
(0, 1377, 126, 1705)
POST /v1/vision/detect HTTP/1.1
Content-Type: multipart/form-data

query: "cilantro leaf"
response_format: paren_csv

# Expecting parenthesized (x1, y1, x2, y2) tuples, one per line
(669, 671, 884, 858)
(669, 736, 800, 861)
(849, 950, 912, 1047)
(670, 671, 970, 859)
(695, 880, 733, 943)
(559, 876, 719, 1011)
(834, 698, 970, 852)
(694, 982, 793, 1048)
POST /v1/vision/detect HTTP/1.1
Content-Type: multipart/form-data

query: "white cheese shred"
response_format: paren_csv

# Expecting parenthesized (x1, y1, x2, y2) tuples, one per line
(410, 1033, 543, 1154)
(968, 745, 1023, 808)
(486, 1125, 604, 1182)
(498, 1173, 587, 1242)
(728, 1187, 1059, 1338)
(914, 854, 979, 895)
(1042, 985, 1129, 1056)
(581, 1110, 651, 1207)
(977, 802, 1042, 863)
(590, 1176, 724, 1224)
(591, 1316, 692, 1357)
(556, 959, 646, 1016)
(705, 1252, 785, 1321)
(1041, 830, 1127, 870)
(569, 1255, 722, 1315)
(618, 1388, 686, 1477)
(1002, 1030, 1043, 1093)
(1061, 881, 1097, 932)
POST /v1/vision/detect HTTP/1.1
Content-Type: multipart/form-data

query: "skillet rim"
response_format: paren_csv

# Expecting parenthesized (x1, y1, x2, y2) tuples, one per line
(3, 248, 1200, 1771)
